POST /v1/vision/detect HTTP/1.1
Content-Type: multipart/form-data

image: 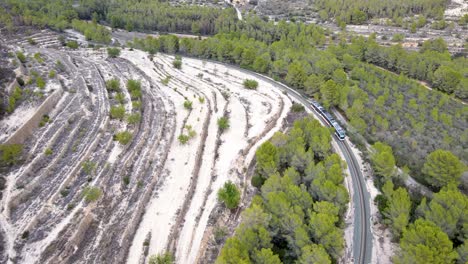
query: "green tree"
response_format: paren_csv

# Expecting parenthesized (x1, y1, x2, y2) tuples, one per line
(320, 80, 340, 108)
(252, 248, 281, 264)
(422, 150, 464, 188)
(433, 66, 462, 94)
(218, 181, 241, 209)
(255, 141, 279, 179)
(286, 61, 307, 88)
(298, 244, 332, 264)
(371, 142, 396, 180)
(420, 185, 468, 240)
(394, 219, 458, 264)
(381, 181, 411, 239)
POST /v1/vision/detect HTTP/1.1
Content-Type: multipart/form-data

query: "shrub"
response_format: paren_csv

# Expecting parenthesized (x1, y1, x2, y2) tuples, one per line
(149, 253, 174, 264)
(161, 76, 171, 86)
(107, 47, 121, 58)
(243, 79, 259, 89)
(27, 38, 36, 45)
(36, 77, 46, 89)
(44, 148, 54, 156)
(39, 115, 50, 127)
(48, 70, 56, 78)
(198, 97, 205, 104)
(16, 52, 26, 63)
(110, 105, 125, 120)
(82, 160, 96, 175)
(82, 186, 102, 203)
(115, 131, 133, 145)
(173, 59, 182, 69)
(217, 116, 230, 132)
(106, 79, 120, 92)
(291, 103, 305, 112)
(0, 144, 23, 166)
(217, 181, 241, 209)
(183, 100, 193, 110)
(178, 134, 190, 144)
(16, 77, 25, 86)
(127, 113, 141, 125)
(66, 41, 79, 49)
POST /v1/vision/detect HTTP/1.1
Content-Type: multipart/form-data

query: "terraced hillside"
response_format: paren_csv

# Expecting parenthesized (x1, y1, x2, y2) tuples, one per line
(0, 31, 292, 263)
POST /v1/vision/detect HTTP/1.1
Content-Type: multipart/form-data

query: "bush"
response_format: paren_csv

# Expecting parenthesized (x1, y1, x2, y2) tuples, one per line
(106, 79, 120, 92)
(161, 76, 171, 86)
(217, 181, 241, 209)
(16, 52, 26, 63)
(16, 77, 25, 86)
(0, 144, 23, 166)
(291, 103, 305, 112)
(107, 47, 121, 58)
(48, 70, 56, 78)
(149, 253, 174, 264)
(66, 41, 79, 49)
(44, 148, 53, 156)
(82, 186, 102, 203)
(173, 59, 182, 69)
(178, 134, 190, 144)
(110, 105, 125, 120)
(243, 79, 259, 89)
(251, 175, 265, 188)
(115, 131, 133, 145)
(36, 76, 46, 89)
(39, 114, 50, 127)
(217, 116, 230, 132)
(27, 38, 36, 45)
(82, 160, 96, 175)
(127, 112, 141, 125)
(183, 100, 193, 110)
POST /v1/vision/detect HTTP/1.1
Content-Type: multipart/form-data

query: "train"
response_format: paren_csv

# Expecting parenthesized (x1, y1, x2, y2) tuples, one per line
(307, 99, 346, 140)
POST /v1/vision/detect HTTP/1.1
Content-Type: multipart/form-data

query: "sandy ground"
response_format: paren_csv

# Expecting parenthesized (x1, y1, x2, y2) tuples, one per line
(445, 0, 468, 17)
(123, 51, 291, 263)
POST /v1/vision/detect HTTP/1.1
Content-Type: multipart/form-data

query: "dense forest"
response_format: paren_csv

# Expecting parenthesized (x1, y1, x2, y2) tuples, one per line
(217, 117, 348, 263)
(1, 0, 237, 35)
(313, 0, 448, 25)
